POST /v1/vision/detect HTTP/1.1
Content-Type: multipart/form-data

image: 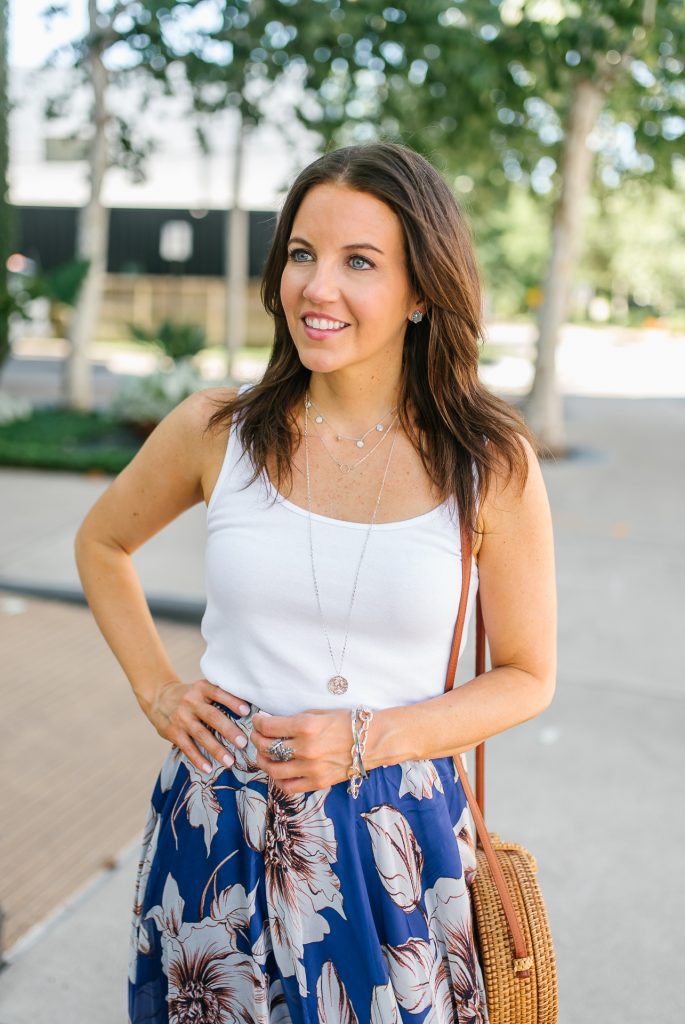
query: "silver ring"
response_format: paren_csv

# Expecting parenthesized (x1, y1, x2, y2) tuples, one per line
(267, 737, 295, 762)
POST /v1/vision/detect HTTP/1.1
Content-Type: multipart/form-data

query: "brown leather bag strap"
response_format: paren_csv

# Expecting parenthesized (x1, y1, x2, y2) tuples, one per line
(445, 519, 532, 978)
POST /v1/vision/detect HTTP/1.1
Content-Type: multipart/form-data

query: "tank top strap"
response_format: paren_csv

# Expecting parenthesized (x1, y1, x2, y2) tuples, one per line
(206, 383, 255, 517)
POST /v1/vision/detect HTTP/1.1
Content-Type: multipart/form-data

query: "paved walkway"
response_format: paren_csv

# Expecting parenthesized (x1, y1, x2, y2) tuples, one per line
(0, 592, 203, 953)
(0, 391, 683, 1023)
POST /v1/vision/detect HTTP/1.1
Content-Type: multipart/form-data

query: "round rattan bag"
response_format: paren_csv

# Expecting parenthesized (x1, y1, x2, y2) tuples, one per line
(470, 834, 558, 1024)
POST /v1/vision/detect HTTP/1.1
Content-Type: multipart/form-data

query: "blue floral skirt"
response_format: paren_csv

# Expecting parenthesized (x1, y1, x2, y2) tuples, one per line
(128, 702, 489, 1023)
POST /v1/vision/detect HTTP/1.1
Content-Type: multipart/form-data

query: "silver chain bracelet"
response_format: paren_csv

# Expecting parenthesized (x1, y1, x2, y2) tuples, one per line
(348, 706, 374, 799)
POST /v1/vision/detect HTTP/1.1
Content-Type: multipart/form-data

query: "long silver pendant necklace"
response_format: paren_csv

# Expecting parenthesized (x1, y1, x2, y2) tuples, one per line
(304, 394, 400, 695)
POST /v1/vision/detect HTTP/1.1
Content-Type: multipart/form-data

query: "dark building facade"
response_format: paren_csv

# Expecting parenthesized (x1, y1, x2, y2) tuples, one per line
(16, 207, 277, 278)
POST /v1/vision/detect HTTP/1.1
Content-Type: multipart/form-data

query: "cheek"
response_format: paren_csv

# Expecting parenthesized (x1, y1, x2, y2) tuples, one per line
(280, 270, 298, 316)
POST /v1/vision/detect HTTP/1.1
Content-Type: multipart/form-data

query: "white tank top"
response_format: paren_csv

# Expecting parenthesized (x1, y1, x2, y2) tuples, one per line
(199, 389, 480, 716)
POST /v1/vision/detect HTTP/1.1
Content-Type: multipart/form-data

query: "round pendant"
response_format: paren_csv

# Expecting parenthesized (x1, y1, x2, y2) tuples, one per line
(356, 440, 364, 448)
(339, 463, 352, 474)
(376, 423, 384, 432)
(315, 415, 324, 424)
(328, 675, 349, 695)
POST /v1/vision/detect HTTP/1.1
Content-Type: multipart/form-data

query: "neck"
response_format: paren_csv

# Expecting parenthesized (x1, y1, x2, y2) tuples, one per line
(307, 372, 402, 434)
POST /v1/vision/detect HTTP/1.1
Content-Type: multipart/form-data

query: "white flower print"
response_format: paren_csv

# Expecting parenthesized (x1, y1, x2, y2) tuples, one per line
(383, 936, 459, 1024)
(453, 804, 478, 887)
(383, 937, 436, 1015)
(399, 760, 444, 801)
(370, 981, 400, 1024)
(210, 880, 259, 936)
(268, 978, 292, 1023)
(164, 923, 267, 1024)
(425, 876, 488, 1023)
(180, 761, 225, 855)
(128, 805, 160, 983)
(236, 786, 267, 853)
(251, 920, 272, 968)
(160, 745, 183, 792)
(316, 960, 358, 1024)
(262, 781, 346, 997)
(362, 804, 424, 912)
(164, 761, 224, 856)
(146, 872, 186, 941)
(146, 872, 268, 1024)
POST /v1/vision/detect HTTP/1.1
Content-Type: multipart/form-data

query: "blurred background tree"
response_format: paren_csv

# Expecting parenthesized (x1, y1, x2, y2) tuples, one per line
(282, 0, 685, 452)
(0, 0, 13, 371)
(42, 0, 309, 408)
(34, 1, 685, 451)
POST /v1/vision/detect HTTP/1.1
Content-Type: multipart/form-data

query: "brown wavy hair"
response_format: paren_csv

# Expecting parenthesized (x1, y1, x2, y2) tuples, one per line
(207, 141, 536, 541)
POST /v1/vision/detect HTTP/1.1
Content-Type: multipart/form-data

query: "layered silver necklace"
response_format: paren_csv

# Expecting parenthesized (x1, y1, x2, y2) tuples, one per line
(304, 394, 398, 474)
(306, 394, 397, 447)
(304, 391, 400, 695)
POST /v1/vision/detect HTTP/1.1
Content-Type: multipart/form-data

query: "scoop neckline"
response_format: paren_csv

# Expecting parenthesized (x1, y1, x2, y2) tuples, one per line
(272, 487, 451, 531)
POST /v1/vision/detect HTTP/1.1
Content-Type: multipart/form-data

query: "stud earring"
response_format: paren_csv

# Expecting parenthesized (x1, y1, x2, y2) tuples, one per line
(409, 310, 424, 323)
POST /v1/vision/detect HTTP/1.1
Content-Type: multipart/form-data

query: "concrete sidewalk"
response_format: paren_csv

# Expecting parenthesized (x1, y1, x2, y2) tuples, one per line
(0, 393, 684, 1023)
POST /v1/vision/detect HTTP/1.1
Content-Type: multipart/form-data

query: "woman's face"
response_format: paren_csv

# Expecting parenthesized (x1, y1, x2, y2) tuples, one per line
(280, 183, 421, 378)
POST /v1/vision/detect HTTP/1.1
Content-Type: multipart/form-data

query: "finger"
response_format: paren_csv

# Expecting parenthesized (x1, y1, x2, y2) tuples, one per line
(252, 730, 300, 762)
(203, 705, 249, 752)
(191, 722, 238, 770)
(274, 776, 311, 796)
(252, 712, 302, 738)
(200, 680, 251, 718)
(172, 732, 217, 776)
(257, 757, 303, 782)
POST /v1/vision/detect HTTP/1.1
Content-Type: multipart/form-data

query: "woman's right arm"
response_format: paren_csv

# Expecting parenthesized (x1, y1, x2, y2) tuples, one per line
(74, 387, 250, 775)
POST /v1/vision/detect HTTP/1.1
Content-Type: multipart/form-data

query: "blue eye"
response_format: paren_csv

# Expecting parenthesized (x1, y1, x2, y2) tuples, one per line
(288, 248, 312, 262)
(349, 254, 373, 270)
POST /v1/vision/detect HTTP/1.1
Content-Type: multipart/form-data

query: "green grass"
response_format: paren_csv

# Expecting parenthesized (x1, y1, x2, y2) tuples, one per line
(0, 407, 143, 474)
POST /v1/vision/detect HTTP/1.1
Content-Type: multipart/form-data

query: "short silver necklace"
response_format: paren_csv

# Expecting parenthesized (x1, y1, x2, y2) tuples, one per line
(310, 401, 399, 474)
(305, 394, 397, 449)
(304, 396, 400, 696)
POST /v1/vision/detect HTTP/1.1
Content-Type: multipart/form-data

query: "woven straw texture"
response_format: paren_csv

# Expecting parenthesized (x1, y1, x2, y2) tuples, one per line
(471, 833, 558, 1024)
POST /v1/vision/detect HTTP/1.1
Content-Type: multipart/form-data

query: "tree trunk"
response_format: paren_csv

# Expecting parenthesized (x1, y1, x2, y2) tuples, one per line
(0, 0, 13, 372)
(64, 0, 109, 410)
(525, 78, 604, 454)
(224, 111, 248, 381)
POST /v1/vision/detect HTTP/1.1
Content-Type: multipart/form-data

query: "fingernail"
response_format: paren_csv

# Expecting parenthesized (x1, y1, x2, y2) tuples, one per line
(239, 703, 250, 715)
(223, 754, 234, 768)
(203, 762, 212, 773)
(234, 734, 247, 748)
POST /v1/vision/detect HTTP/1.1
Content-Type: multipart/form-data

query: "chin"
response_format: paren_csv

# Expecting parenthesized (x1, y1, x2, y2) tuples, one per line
(294, 347, 349, 374)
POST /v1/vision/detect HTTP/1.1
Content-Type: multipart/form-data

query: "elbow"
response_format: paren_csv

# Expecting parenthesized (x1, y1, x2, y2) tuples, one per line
(73, 518, 92, 566)
(535, 667, 557, 715)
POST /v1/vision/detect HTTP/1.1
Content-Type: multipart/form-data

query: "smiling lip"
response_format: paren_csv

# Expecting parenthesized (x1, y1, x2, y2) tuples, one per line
(301, 313, 350, 339)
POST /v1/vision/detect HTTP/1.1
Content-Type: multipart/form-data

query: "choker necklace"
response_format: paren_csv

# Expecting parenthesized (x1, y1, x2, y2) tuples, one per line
(304, 395, 400, 696)
(305, 394, 397, 449)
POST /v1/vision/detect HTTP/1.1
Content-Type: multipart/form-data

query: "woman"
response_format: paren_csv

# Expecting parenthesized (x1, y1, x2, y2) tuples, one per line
(76, 142, 556, 1024)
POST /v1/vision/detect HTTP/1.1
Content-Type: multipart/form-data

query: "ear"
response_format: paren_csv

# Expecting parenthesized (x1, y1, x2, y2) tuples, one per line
(407, 296, 426, 320)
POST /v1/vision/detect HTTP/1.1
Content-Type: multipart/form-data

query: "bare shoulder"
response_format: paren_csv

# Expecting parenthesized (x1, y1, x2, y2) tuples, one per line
(192, 386, 240, 504)
(76, 385, 239, 553)
(179, 385, 239, 435)
(473, 434, 549, 558)
(482, 434, 546, 520)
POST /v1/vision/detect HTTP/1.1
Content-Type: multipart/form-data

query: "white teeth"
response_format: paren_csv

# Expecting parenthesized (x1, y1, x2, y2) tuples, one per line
(304, 317, 348, 330)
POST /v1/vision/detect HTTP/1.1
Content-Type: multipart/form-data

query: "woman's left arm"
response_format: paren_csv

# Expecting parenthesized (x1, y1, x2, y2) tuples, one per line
(369, 435, 557, 765)
(252, 437, 557, 791)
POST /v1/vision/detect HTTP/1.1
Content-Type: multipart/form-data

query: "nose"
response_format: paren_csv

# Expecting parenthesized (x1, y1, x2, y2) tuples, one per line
(301, 259, 341, 304)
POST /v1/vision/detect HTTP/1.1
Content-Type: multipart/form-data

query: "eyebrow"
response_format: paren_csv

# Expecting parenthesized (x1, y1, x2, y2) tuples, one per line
(287, 235, 384, 255)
